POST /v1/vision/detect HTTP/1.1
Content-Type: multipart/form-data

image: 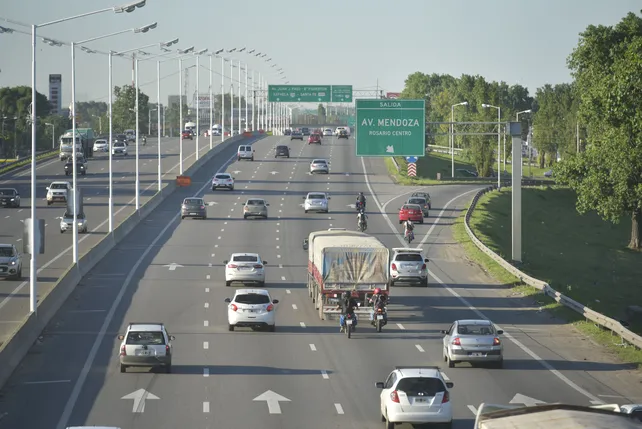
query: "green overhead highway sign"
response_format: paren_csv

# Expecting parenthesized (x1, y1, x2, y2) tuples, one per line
(355, 99, 426, 157)
(268, 85, 353, 102)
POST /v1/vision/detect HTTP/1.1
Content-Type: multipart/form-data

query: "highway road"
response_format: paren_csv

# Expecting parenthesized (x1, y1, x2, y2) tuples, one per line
(0, 135, 237, 345)
(0, 135, 639, 429)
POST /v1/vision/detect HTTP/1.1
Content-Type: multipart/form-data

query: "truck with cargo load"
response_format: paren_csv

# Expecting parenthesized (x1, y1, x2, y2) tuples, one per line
(59, 128, 94, 161)
(303, 230, 389, 320)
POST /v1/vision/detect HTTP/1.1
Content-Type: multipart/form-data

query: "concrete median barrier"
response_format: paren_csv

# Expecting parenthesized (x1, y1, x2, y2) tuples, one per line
(0, 133, 252, 389)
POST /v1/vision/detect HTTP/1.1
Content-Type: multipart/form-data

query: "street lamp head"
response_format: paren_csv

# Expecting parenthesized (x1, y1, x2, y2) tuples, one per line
(228, 48, 236, 53)
(162, 38, 179, 47)
(195, 48, 208, 55)
(460, 101, 468, 106)
(134, 22, 157, 33)
(481, 103, 492, 108)
(179, 46, 194, 54)
(261, 54, 267, 57)
(215, 49, 224, 54)
(238, 47, 246, 52)
(255, 52, 262, 57)
(114, 0, 146, 13)
(0, 26, 14, 34)
(524, 109, 532, 114)
(248, 49, 255, 54)
(42, 37, 63, 47)
(80, 46, 96, 54)
(266, 58, 272, 62)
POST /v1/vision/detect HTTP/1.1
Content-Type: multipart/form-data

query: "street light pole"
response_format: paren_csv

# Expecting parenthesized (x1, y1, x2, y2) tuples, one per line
(157, 60, 162, 192)
(230, 59, 234, 136)
(251, 70, 255, 132)
(517, 109, 532, 177)
(70, 41, 79, 263)
(179, 57, 183, 174)
(134, 56, 140, 210)
(221, 56, 225, 142)
(209, 53, 213, 149)
(245, 62, 248, 133)
(238, 60, 242, 134)
(196, 54, 200, 161)
(108, 51, 114, 232)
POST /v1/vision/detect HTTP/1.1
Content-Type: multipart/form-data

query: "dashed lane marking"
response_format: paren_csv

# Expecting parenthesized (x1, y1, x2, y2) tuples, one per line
(415, 345, 425, 352)
(309, 344, 317, 351)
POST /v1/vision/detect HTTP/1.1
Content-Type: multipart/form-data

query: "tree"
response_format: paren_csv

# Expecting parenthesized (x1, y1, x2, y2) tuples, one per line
(317, 103, 326, 125)
(0, 86, 52, 153)
(556, 11, 642, 249)
(111, 85, 150, 133)
(75, 101, 107, 132)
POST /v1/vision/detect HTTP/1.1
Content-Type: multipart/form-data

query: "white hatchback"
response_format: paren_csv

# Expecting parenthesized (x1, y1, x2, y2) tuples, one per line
(224, 253, 267, 286)
(377, 366, 454, 428)
(225, 288, 279, 332)
(211, 173, 235, 191)
(93, 139, 109, 152)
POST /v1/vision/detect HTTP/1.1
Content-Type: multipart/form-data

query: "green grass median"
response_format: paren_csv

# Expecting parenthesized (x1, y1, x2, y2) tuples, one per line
(0, 151, 57, 176)
(453, 186, 642, 367)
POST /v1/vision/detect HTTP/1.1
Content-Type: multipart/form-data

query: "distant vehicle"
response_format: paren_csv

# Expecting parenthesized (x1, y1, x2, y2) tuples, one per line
(301, 127, 310, 136)
(389, 247, 429, 287)
(64, 160, 87, 176)
(275, 145, 290, 158)
(118, 322, 174, 373)
(224, 253, 268, 287)
(411, 192, 431, 209)
(112, 141, 127, 156)
(309, 159, 329, 174)
(303, 192, 330, 213)
(323, 128, 333, 136)
(0, 188, 20, 208)
(181, 197, 207, 220)
(181, 130, 193, 140)
(308, 134, 321, 145)
(225, 288, 279, 332)
(398, 204, 423, 224)
(243, 198, 269, 219)
(284, 128, 291, 135)
(335, 126, 349, 136)
(290, 130, 303, 141)
(442, 319, 504, 368)
(338, 129, 349, 139)
(60, 210, 88, 233)
(237, 145, 254, 161)
(0, 243, 22, 279)
(407, 197, 429, 217)
(211, 173, 235, 191)
(46, 181, 71, 206)
(93, 139, 109, 152)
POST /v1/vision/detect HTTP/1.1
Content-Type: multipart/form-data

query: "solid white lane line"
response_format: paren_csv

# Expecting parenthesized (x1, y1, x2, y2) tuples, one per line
(203, 402, 210, 413)
(396, 323, 405, 330)
(335, 404, 344, 415)
(309, 344, 317, 351)
(204, 303, 209, 308)
(415, 345, 425, 353)
(203, 368, 209, 377)
(300, 322, 306, 328)
(321, 370, 329, 379)
(204, 320, 209, 327)
(203, 341, 209, 349)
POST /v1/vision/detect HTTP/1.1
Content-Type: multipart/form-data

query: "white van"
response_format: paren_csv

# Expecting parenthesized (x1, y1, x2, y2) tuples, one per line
(237, 145, 254, 161)
(334, 126, 350, 136)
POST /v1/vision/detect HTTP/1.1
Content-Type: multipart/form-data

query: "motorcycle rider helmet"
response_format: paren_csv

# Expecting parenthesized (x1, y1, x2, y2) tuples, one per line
(342, 291, 351, 300)
(373, 287, 382, 295)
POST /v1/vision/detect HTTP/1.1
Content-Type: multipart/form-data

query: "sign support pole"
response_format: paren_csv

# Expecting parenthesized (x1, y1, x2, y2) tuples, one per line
(507, 122, 522, 263)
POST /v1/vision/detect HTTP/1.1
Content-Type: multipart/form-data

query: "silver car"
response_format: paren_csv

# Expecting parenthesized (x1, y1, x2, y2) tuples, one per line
(243, 198, 269, 219)
(407, 197, 429, 217)
(389, 248, 429, 287)
(60, 211, 88, 233)
(0, 244, 22, 280)
(303, 192, 330, 213)
(442, 319, 504, 368)
(310, 159, 329, 174)
(224, 253, 267, 286)
(118, 322, 174, 373)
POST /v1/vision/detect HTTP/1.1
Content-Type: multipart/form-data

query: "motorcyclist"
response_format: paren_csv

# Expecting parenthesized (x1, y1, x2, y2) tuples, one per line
(368, 287, 388, 322)
(357, 209, 368, 231)
(142, 135, 147, 145)
(403, 219, 415, 242)
(339, 291, 359, 332)
(356, 192, 366, 210)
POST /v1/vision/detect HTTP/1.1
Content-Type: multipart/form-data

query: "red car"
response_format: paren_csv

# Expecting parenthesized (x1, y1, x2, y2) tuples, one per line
(308, 134, 321, 144)
(398, 204, 424, 224)
(181, 130, 193, 140)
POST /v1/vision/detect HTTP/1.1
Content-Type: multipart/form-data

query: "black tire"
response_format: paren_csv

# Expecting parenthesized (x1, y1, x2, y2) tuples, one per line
(421, 278, 428, 287)
(448, 356, 455, 368)
(388, 280, 394, 287)
(243, 215, 247, 219)
(225, 281, 231, 287)
(165, 364, 172, 374)
(228, 324, 234, 331)
(120, 364, 127, 373)
(376, 319, 382, 333)
(47, 201, 51, 206)
(385, 414, 394, 429)
(495, 359, 504, 369)
(268, 325, 275, 332)
(304, 210, 308, 213)
(230, 187, 234, 191)
(347, 323, 352, 339)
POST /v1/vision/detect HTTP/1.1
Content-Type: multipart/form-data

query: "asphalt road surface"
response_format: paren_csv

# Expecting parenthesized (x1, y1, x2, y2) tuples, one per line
(0, 135, 234, 345)
(0, 134, 639, 429)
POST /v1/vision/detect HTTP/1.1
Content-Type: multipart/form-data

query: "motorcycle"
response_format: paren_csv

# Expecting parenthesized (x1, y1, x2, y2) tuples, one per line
(371, 303, 388, 332)
(142, 136, 147, 146)
(405, 229, 414, 244)
(339, 302, 360, 339)
(358, 219, 367, 232)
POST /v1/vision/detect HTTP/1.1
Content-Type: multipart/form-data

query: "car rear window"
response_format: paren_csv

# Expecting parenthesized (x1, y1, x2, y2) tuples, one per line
(238, 146, 249, 151)
(408, 199, 425, 205)
(277, 146, 287, 150)
(308, 194, 326, 200)
(215, 174, 230, 179)
(0, 189, 16, 196)
(395, 254, 423, 262)
(51, 184, 67, 189)
(458, 324, 494, 335)
(0, 247, 15, 257)
(126, 331, 166, 345)
(312, 160, 327, 164)
(64, 212, 86, 219)
(184, 198, 203, 204)
(236, 294, 270, 304)
(247, 200, 265, 206)
(233, 255, 258, 262)
(396, 377, 445, 396)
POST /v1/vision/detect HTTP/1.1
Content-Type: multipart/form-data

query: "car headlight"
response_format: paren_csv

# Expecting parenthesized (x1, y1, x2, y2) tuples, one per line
(10, 198, 14, 201)
(10, 261, 15, 265)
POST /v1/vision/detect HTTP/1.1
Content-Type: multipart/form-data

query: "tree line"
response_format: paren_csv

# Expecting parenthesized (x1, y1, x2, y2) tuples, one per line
(399, 9, 642, 248)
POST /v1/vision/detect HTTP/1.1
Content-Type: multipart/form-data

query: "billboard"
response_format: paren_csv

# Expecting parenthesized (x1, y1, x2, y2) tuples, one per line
(386, 92, 401, 99)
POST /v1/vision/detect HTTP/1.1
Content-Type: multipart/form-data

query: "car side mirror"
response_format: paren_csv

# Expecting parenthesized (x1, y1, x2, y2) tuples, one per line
(302, 196, 306, 199)
(169, 335, 175, 340)
(303, 239, 309, 250)
(446, 382, 454, 388)
(224, 298, 231, 303)
(118, 335, 124, 340)
(375, 382, 384, 388)
(266, 203, 270, 206)
(424, 258, 429, 263)
(263, 261, 268, 265)
(440, 330, 448, 334)
(233, 177, 236, 180)
(223, 260, 229, 264)
(496, 330, 503, 335)
(46, 187, 49, 191)
(272, 299, 279, 304)
(328, 197, 331, 200)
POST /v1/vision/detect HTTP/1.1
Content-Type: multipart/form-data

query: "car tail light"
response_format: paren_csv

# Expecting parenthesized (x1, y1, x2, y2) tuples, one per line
(230, 304, 238, 311)
(266, 304, 274, 312)
(227, 264, 238, 268)
(165, 345, 171, 354)
(391, 263, 397, 271)
(254, 264, 263, 269)
(377, 308, 383, 313)
(120, 345, 126, 356)
(421, 264, 427, 270)
(442, 391, 450, 403)
(493, 337, 501, 346)
(200, 206, 205, 209)
(390, 391, 400, 403)
(452, 337, 461, 346)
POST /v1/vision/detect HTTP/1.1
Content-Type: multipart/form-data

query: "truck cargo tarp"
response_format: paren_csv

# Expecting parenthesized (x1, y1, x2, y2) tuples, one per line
(323, 249, 388, 284)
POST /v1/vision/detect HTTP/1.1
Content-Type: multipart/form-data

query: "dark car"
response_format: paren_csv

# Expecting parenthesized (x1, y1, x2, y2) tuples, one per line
(291, 130, 303, 141)
(284, 129, 291, 135)
(301, 127, 310, 136)
(308, 134, 321, 145)
(338, 129, 349, 139)
(0, 188, 20, 208)
(182, 130, 193, 140)
(115, 134, 128, 144)
(275, 145, 290, 158)
(64, 160, 87, 176)
(181, 197, 207, 219)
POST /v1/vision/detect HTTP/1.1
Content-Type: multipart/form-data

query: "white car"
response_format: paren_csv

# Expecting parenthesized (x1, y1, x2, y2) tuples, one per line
(237, 145, 254, 161)
(93, 139, 109, 152)
(376, 366, 454, 428)
(309, 159, 329, 174)
(303, 192, 330, 213)
(224, 253, 267, 287)
(323, 128, 333, 136)
(211, 173, 235, 191)
(46, 181, 71, 206)
(117, 322, 174, 373)
(60, 210, 88, 233)
(335, 126, 349, 136)
(225, 288, 279, 332)
(112, 141, 127, 156)
(389, 248, 429, 287)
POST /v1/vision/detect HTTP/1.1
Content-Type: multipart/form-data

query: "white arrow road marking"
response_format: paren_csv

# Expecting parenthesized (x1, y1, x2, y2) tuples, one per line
(347, 204, 356, 208)
(207, 202, 217, 206)
(509, 394, 546, 407)
(253, 390, 290, 414)
(121, 388, 159, 413)
(163, 263, 183, 271)
(467, 405, 478, 416)
(232, 170, 241, 174)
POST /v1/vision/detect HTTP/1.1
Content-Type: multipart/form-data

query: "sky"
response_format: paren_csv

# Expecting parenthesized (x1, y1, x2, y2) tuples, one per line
(0, 0, 639, 108)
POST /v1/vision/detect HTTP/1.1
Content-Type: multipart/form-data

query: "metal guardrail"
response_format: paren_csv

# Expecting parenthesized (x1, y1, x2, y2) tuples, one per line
(464, 186, 642, 350)
(0, 149, 58, 170)
(391, 157, 400, 172)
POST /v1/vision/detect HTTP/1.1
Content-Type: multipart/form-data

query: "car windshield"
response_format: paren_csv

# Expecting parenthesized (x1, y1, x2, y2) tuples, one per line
(0, 247, 15, 257)
(312, 160, 326, 164)
(408, 199, 425, 205)
(63, 212, 85, 219)
(232, 255, 259, 262)
(396, 377, 445, 397)
(277, 146, 287, 150)
(458, 324, 494, 335)
(215, 174, 230, 179)
(184, 199, 203, 205)
(246, 200, 265, 206)
(235, 294, 270, 305)
(126, 331, 165, 345)
(95, 140, 107, 144)
(51, 184, 67, 189)
(114, 142, 124, 147)
(308, 194, 326, 200)
(0, 189, 16, 196)
(395, 253, 423, 262)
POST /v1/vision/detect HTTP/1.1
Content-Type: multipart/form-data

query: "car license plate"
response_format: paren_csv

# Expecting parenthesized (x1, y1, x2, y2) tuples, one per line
(137, 350, 151, 356)
(239, 267, 251, 270)
(345, 319, 353, 325)
(414, 398, 426, 403)
(377, 315, 384, 320)
(470, 352, 483, 357)
(190, 212, 197, 215)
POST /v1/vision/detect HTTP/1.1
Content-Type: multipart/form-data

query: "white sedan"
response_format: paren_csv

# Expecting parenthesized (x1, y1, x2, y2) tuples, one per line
(224, 253, 267, 286)
(225, 289, 279, 332)
(93, 139, 109, 152)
